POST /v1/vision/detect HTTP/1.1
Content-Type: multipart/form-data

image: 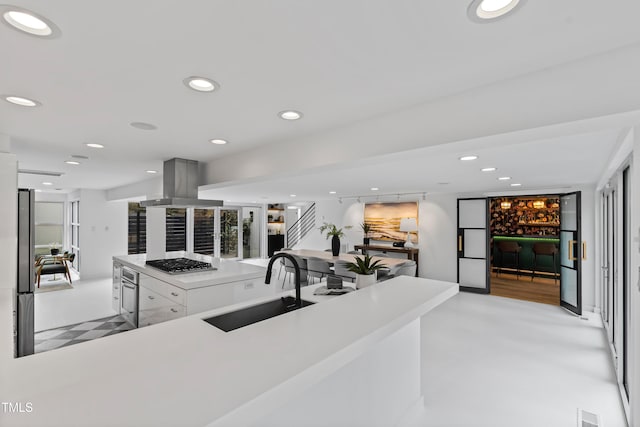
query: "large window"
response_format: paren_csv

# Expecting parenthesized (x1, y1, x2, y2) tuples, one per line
(166, 208, 187, 252)
(35, 202, 64, 256)
(194, 209, 214, 255)
(128, 203, 146, 254)
(70, 200, 80, 270)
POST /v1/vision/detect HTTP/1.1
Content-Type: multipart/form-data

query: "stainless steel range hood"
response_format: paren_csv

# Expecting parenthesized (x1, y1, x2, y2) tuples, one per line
(140, 158, 223, 208)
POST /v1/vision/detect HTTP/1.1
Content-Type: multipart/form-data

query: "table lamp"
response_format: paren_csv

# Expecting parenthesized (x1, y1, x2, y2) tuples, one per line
(399, 218, 418, 248)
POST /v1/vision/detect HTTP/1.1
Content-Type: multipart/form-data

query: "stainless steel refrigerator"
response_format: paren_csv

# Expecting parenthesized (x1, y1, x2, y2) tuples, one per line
(16, 188, 35, 357)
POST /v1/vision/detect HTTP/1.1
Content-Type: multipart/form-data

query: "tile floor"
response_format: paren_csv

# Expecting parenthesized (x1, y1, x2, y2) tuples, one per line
(34, 314, 133, 353)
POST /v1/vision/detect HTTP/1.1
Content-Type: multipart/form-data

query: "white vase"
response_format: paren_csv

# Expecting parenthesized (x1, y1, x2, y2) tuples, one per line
(355, 273, 376, 289)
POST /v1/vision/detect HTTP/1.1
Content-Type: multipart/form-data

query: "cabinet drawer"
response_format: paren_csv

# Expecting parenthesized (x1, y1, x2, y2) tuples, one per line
(139, 274, 186, 305)
(139, 286, 186, 327)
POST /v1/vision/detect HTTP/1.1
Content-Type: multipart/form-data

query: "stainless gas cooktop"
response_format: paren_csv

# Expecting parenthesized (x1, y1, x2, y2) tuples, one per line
(145, 258, 216, 274)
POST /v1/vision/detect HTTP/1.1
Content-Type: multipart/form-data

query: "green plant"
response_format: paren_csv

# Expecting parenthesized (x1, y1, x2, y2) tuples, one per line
(360, 222, 373, 236)
(345, 255, 387, 275)
(319, 222, 351, 239)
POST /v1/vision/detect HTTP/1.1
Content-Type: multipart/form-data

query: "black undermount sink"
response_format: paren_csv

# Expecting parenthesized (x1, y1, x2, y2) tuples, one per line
(203, 296, 315, 332)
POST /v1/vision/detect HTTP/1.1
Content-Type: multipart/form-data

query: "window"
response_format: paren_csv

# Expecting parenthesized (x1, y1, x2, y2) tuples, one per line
(128, 203, 146, 254)
(70, 200, 80, 270)
(166, 208, 187, 252)
(35, 201, 64, 256)
(194, 209, 214, 255)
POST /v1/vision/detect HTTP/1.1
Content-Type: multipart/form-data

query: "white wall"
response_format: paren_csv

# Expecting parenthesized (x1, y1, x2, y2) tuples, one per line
(420, 194, 458, 282)
(77, 189, 128, 279)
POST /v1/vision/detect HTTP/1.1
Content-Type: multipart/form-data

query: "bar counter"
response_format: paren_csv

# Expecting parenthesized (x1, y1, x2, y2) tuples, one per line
(492, 235, 560, 278)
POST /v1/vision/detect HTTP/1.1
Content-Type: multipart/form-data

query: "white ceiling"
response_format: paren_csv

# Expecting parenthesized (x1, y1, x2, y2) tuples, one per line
(4, 0, 640, 196)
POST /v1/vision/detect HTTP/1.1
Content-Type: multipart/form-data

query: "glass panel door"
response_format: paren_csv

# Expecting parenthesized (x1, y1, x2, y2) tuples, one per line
(457, 198, 489, 293)
(218, 208, 240, 259)
(559, 192, 581, 315)
(242, 206, 262, 259)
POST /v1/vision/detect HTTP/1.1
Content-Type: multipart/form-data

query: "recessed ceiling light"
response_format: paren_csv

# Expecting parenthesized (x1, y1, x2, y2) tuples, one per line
(4, 95, 41, 107)
(146, 170, 157, 174)
(329, 191, 336, 194)
(371, 187, 379, 191)
(287, 206, 298, 210)
(64, 161, 80, 165)
(510, 183, 522, 187)
(130, 122, 157, 130)
(279, 110, 303, 121)
(497, 176, 512, 181)
(42, 182, 52, 186)
(467, 0, 525, 22)
(210, 139, 228, 145)
(34, 189, 42, 193)
(85, 143, 104, 149)
(481, 167, 497, 172)
(1, 6, 60, 38)
(459, 155, 478, 161)
(183, 76, 219, 92)
(290, 194, 297, 197)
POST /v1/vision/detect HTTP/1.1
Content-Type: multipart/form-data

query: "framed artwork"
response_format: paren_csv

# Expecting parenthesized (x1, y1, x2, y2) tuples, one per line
(364, 202, 418, 242)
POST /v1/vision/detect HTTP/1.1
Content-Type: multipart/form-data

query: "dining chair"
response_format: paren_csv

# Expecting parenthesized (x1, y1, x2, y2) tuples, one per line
(393, 260, 417, 277)
(35, 257, 71, 287)
(282, 254, 308, 288)
(306, 257, 333, 284)
(276, 248, 292, 280)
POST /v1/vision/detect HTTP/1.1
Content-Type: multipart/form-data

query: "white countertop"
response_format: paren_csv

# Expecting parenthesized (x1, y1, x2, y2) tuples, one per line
(2, 276, 458, 427)
(113, 252, 266, 290)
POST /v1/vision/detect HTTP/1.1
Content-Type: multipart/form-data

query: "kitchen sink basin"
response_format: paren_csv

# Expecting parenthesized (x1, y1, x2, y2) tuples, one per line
(203, 296, 315, 332)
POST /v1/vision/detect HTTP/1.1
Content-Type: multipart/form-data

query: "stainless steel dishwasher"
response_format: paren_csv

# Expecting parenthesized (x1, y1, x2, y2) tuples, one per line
(120, 266, 139, 327)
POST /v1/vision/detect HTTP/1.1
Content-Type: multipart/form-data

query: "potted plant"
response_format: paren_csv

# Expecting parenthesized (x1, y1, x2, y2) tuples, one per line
(319, 222, 351, 256)
(345, 255, 387, 289)
(360, 222, 373, 246)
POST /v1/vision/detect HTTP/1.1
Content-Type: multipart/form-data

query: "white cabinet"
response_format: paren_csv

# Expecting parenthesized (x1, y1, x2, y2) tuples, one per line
(138, 274, 187, 327)
(112, 263, 121, 313)
(186, 278, 276, 315)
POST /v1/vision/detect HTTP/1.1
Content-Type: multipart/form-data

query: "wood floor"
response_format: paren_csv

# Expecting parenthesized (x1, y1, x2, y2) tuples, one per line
(490, 272, 560, 306)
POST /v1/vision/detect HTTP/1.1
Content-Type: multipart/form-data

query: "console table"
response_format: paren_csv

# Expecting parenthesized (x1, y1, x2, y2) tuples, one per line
(354, 244, 420, 276)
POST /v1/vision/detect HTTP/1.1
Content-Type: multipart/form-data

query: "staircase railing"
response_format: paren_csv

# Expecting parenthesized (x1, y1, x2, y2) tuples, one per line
(286, 203, 316, 248)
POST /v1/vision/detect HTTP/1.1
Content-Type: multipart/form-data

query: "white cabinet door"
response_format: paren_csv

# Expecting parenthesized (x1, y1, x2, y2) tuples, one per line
(139, 285, 186, 327)
(112, 264, 121, 313)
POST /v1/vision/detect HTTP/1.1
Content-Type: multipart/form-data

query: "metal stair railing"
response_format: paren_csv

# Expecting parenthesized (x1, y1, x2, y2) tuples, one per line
(286, 203, 316, 248)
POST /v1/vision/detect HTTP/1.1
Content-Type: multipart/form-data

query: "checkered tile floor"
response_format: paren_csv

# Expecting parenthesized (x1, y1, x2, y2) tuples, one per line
(34, 315, 134, 353)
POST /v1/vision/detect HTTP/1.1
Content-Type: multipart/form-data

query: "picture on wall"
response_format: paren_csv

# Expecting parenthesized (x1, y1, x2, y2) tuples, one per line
(364, 202, 418, 242)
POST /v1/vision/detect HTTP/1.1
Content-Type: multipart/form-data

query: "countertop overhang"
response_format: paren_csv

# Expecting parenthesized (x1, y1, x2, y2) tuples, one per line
(2, 276, 458, 427)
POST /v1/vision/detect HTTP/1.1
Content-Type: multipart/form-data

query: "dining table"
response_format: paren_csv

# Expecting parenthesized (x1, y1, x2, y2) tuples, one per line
(276, 249, 410, 269)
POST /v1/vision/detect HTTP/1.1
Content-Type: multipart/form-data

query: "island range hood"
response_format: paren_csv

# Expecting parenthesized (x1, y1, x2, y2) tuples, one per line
(140, 158, 223, 208)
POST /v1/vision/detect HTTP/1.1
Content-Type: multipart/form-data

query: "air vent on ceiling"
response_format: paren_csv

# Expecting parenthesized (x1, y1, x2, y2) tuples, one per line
(71, 155, 89, 159)
(578, 409, 601, 427)
(18, 169, 64, 177)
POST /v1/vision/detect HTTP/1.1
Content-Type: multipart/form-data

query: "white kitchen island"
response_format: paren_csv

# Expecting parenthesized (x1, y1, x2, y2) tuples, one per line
(113, 253, 272, 326)
(1, 276, 458, 427)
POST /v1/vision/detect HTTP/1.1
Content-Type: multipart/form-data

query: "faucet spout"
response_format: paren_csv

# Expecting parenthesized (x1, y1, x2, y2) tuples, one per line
(266, 252, 302, 308)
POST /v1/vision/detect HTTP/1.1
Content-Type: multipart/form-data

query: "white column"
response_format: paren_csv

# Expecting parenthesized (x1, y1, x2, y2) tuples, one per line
(146, 207, 166, 260)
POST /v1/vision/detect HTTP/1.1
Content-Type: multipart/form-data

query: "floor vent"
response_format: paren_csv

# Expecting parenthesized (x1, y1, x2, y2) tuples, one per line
(578, 409, 601, 427)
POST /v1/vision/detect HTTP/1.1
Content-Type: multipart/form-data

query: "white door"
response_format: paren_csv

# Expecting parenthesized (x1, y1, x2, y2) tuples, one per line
(457, 198, 489, 293)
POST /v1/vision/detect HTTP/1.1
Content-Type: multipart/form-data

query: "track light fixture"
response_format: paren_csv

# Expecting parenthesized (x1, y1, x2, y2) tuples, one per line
(333, 191, 427, 203)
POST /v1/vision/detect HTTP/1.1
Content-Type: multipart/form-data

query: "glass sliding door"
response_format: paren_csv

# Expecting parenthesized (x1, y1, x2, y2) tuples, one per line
(457, 198, 489, 293)
(242, 206, 262, 259)
(559, 192, 581, 315)
(219, 208, 240, 258)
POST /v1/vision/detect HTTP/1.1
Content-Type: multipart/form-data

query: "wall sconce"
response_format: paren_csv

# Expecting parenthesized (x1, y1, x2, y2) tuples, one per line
(533, 200, 545, 209)
(500, 201, 511, 209)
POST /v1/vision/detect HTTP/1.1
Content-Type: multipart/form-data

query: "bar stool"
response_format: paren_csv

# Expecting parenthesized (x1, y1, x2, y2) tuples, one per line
(532, 243, 558, 283)
(496, 241, 522, 279)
